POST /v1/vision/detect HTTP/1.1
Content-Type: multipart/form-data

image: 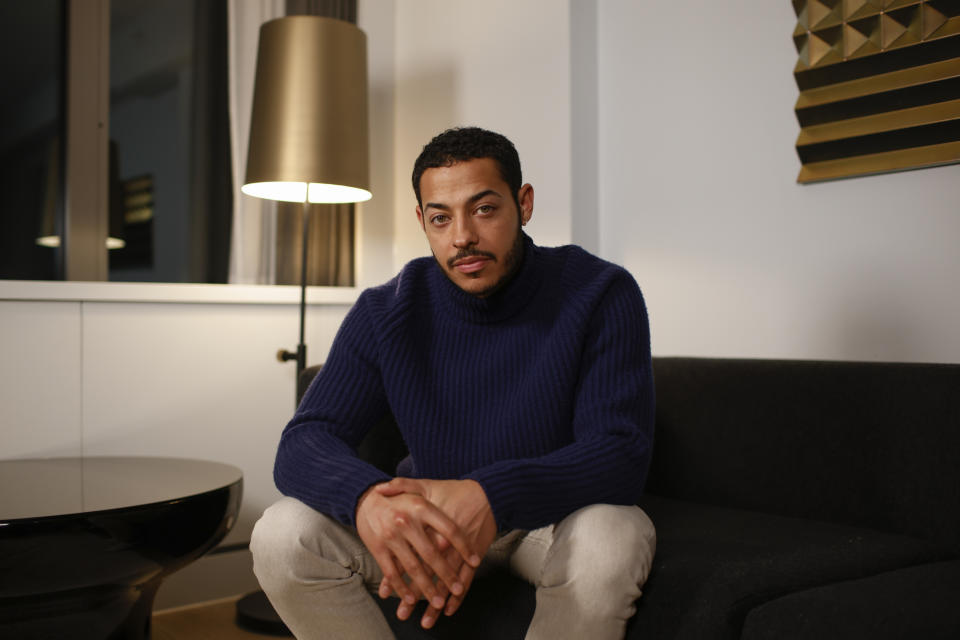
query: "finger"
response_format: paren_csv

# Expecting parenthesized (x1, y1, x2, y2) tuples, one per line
(396, 544, 462, 628)
(420, 508, 482, 569)
(428, 527, 451, 552)
(371, 549, 416, 606)
(444, 593, 463, 617)
(386, 531, 448, 609)
(396, 597, 418, 621)
(416, 574, 447, 629)
(372, 499, 446, 605)
(374, 483, 406, 498)
(421, 601, 444, 628)
(378, 576, 411, 600)
(393, 588, 439, 625)
(375, 477, 422, 496)
(444, 562, 477, 617)
(390, 503, 468, 598)
(429, 548, 465, 620)
(405, 528, 465, 600)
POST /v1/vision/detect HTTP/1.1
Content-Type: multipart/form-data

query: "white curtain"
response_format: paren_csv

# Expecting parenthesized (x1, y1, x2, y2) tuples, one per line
(226, 0, 285, 284)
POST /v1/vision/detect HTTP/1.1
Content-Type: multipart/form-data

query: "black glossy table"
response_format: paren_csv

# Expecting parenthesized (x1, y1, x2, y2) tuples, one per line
(0, 456, 242, 639)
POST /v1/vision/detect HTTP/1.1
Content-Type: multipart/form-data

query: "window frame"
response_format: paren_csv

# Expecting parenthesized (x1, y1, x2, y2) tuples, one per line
(64, 0, 111, 281)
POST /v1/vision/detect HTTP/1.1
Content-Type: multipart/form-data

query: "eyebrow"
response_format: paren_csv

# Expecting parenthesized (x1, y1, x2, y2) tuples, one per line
(424, 189, 503, 211)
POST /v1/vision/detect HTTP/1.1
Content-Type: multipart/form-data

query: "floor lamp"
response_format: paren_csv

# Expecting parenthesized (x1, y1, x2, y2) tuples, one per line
(237, 15, 370, 635)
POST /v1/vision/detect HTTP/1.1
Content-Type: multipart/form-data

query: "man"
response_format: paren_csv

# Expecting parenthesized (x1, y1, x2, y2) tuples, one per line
(251, 127, 656, 639)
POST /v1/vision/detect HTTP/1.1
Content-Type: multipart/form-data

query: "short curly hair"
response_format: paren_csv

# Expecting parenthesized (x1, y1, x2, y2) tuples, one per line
(412, 127, 522, 208)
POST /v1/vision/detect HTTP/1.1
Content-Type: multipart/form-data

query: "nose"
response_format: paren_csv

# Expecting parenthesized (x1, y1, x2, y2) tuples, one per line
(452, 214, 478, 248)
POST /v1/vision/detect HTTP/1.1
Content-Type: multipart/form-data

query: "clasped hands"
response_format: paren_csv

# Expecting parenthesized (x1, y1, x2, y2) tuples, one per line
(355, 477, 498, 629)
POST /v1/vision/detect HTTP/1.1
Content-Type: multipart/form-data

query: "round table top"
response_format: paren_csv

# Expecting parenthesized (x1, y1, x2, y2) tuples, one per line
(0, 456, 242, 522)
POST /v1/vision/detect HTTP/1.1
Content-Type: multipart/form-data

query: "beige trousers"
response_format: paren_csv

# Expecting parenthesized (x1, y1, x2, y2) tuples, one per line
(251, 497, 655, 640)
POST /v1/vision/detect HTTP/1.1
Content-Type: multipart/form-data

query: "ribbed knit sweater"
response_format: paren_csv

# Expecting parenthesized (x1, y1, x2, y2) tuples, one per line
(274, 234, 654, 531)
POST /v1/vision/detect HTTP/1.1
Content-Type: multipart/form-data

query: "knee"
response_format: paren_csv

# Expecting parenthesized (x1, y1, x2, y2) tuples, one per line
(251, 498, 306, 562)
(548, 504, 656, 591)
(250, 497, 341, 590)
(568, 504, 655, 556)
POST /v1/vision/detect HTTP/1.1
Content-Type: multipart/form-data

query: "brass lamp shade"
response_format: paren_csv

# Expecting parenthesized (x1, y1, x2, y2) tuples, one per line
(242, 16, 370, 204)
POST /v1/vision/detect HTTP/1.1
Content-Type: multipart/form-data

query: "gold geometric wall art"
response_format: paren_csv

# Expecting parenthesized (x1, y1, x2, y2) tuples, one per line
(792, 0, 960, 182)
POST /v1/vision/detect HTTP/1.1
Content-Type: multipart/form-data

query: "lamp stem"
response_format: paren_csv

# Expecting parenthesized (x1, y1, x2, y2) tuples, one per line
(276, 199, 311, 405)
(296, 199, 309, 390)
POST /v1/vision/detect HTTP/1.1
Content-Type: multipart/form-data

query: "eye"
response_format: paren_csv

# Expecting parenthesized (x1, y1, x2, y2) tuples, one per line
(429, 213, 450, 226)
(476, 204, 495, 215)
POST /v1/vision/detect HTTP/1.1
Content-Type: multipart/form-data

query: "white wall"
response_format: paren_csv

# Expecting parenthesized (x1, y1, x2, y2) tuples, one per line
(597, 0, 960, 363)
(356, 0, 397, 289)
(1, 301, 83, 458)
(390, 0, 574, 269)
(570, 0, 601, 255)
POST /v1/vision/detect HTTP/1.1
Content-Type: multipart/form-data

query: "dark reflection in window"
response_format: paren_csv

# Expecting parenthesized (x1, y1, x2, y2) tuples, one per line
(0, 1, 64, 281)
(108, 0, 232, 283)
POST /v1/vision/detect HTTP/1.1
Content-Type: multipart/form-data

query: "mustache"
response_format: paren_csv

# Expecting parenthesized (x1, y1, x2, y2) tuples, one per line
(447, 248, 497, 269)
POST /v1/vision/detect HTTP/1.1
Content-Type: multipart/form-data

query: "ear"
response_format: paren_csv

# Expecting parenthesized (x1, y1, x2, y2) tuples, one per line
(416, 205, 425, 230)
(518, 184, 534, 226)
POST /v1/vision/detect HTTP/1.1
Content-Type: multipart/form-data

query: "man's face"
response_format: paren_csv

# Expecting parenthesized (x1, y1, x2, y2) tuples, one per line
(416, 157, 533, 298)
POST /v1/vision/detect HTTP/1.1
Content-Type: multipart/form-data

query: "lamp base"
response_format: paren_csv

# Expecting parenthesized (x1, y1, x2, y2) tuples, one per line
(235, 590, 292, 636)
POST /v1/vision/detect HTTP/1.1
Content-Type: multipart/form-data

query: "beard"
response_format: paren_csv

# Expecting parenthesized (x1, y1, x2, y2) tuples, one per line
(436, 222, 525, 298)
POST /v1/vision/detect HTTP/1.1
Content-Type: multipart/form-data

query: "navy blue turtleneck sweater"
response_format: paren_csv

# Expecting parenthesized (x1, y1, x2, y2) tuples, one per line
(274, 234, 654, 531)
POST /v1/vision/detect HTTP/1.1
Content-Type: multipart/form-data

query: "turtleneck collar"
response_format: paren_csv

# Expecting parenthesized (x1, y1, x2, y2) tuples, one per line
(430, 232, 542, 324)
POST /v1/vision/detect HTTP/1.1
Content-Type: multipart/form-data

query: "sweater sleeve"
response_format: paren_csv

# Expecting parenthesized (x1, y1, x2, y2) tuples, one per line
(464, 274, 654, 531)
(273, 293, 393, 527)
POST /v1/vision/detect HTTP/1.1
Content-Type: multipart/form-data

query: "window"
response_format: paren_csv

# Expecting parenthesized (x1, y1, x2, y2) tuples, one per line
(0, 0, 232, 283)
(2, 0, 359, 287)
(0, 1, 64, 280)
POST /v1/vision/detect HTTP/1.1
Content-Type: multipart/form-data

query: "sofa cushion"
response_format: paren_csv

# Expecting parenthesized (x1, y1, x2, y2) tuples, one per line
(626, 495, 951, 640)
(740, 559, 960, 640)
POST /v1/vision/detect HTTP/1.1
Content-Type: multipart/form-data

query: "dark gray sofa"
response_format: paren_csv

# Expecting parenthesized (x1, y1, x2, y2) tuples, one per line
(299, 357, 960, 638)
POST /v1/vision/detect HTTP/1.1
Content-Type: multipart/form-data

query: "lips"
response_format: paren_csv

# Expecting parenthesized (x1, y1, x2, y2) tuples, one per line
(453, 256, 490, 274)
